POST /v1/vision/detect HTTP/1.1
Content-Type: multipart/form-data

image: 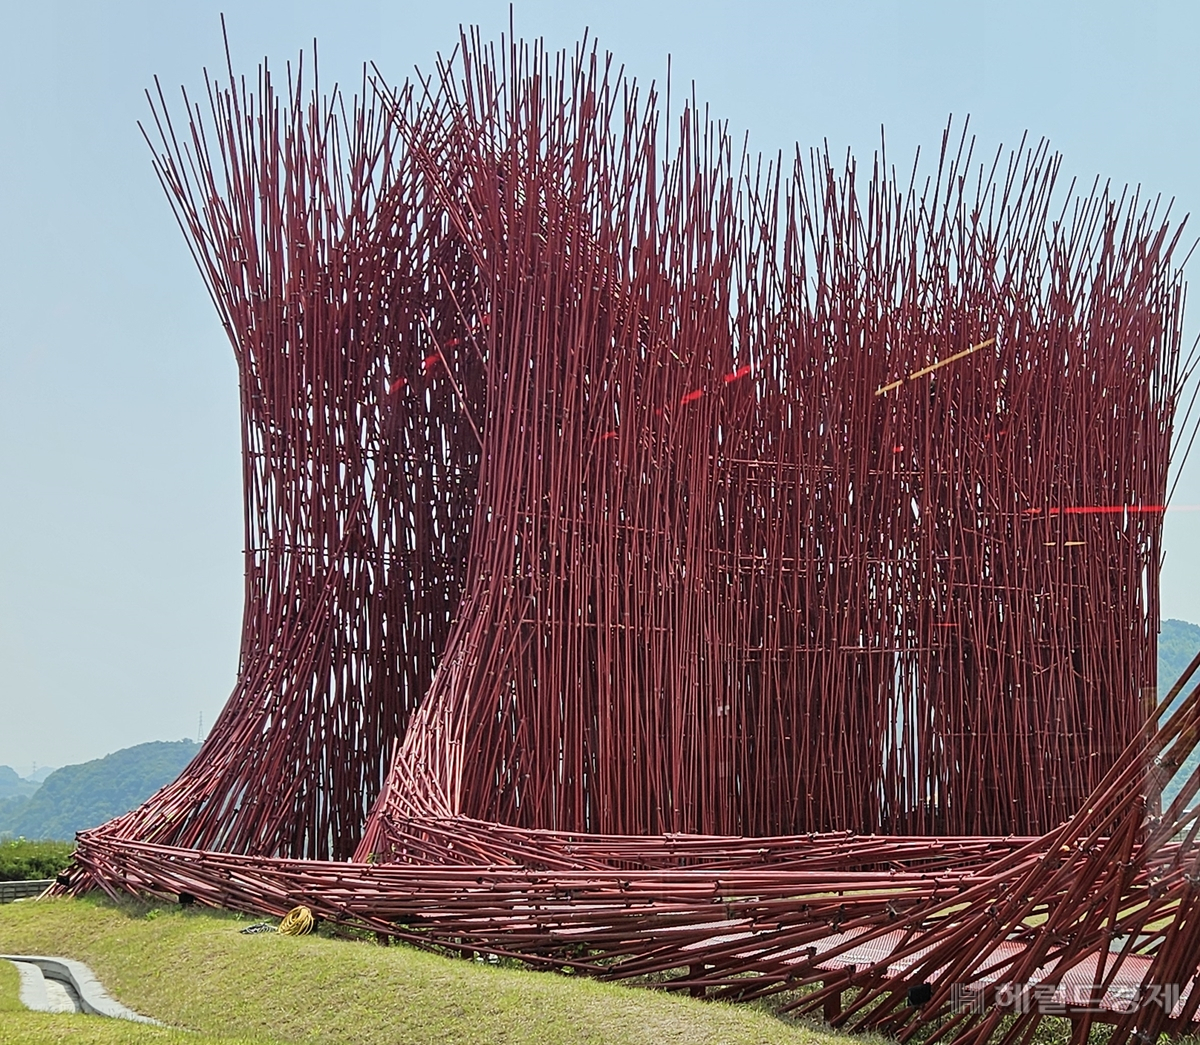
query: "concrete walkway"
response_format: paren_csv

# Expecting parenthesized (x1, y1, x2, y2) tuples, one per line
(2, 953, 159, 1022)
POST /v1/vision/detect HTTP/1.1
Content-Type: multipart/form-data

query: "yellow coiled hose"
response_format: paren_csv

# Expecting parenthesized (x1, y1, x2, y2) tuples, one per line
(278, 905, 314, 936)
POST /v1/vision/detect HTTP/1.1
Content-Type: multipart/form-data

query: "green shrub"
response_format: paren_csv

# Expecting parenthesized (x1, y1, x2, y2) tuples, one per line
(0, 838, 75, 881)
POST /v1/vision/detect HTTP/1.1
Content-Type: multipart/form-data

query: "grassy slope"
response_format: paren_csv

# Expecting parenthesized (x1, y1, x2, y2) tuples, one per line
(1, 942, 256, 1044)
(0, 897, 859, 1045)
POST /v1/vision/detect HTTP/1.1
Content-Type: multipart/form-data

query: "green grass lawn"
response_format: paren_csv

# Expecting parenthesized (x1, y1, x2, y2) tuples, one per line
(0, 953, 254, 1043)
(0, 896, 866, 1045)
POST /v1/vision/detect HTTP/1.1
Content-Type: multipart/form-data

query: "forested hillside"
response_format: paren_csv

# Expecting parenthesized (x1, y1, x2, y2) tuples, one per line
(0, 740, 199, 841)
(1159, 618, 1200, 691)
(0, 767, 38, 801)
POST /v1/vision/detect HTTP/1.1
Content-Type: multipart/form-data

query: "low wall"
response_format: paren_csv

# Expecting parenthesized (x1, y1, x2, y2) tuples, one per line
(0, 879, 52, 903)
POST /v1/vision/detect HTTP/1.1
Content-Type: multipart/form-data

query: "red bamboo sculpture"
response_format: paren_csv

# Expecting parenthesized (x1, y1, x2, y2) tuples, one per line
(96, 51, 486, 859)
(358, 40, 1186, 846)
(66, 29, 1200, 1045)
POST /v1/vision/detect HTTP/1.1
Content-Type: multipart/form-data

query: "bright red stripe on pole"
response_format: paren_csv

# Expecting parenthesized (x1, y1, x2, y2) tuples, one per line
(1025, 505, 1167, 516)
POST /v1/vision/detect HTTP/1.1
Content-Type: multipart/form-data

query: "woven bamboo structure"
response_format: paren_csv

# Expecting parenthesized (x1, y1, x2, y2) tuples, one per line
(65, 30, 1200, 1045)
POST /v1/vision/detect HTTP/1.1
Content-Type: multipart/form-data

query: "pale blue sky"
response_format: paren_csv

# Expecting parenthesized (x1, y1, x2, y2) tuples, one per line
(1, 0, 1198, 772)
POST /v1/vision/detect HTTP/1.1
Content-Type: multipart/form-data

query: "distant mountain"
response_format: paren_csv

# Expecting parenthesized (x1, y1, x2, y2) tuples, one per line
(0, 766, 40, 801)
(0, 740, 200, 841)
(0, 767, 40, 827)
(1157, 620, 1200, 805)
(1159, 619, 1200, 692)
(0, 796, 30, 833)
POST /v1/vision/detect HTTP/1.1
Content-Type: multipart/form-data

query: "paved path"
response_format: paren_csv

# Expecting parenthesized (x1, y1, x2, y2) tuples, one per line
(2, 953, 159, 1022)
